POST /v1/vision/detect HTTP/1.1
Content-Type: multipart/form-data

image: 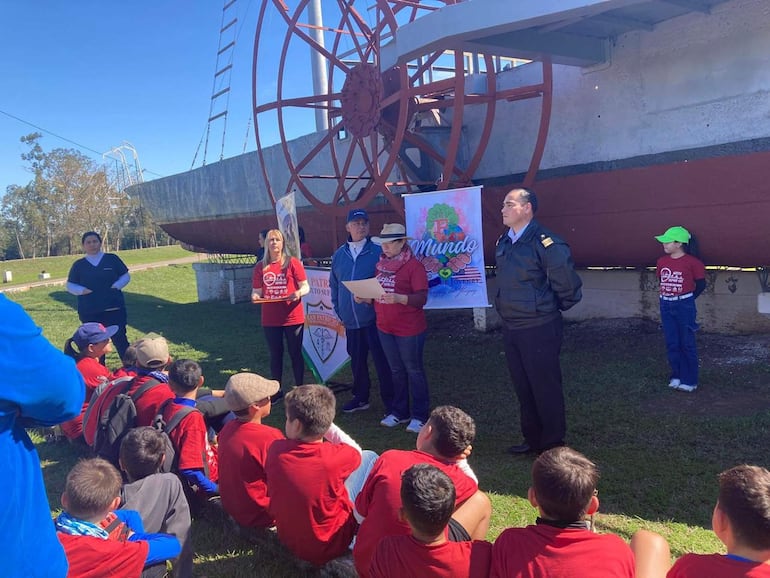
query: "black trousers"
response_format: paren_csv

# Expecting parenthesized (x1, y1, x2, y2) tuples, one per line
(502, 315, 566, 451)
(263, 324, 305, 389)
(346, 324, 394, 411)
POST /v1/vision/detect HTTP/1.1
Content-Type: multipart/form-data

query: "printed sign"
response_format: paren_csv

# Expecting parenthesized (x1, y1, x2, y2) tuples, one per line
(302, 267, 349, 382)
(404, 186, 489, 309)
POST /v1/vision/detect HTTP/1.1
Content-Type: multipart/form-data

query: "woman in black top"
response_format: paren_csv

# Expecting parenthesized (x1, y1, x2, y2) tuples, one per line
(66, 231, 131, 359)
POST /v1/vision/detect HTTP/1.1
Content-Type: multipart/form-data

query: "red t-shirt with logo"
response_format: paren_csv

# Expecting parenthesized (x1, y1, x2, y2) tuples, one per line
(656, 254, 705, 297)
(218, 419, 285, 528)
(373, 258, 428, 337)
(354, 449, 479, 578)
(252, 257, 307, 326)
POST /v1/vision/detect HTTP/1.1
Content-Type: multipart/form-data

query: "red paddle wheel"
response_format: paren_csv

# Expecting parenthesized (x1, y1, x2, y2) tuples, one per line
(253, 0, 552, 218)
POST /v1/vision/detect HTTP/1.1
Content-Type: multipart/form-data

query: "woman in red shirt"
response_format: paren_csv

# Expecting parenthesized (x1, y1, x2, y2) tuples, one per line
(369, 224, 430, 434)
(252, 229, 310, 400)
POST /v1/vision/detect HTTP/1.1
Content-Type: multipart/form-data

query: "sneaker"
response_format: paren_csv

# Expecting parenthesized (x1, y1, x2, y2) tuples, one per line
(405, 419, 425, 433)
(677, 384, 698, 392)
(380, 414, 406, 427)
(668, 378, 681, 389)
(342, 398, 370, 413)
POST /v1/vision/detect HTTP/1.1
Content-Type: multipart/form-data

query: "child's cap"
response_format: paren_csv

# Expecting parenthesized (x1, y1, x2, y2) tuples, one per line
(655, 226, 691, 244)
(133, 333, 169, 369)
(73, 322, 118, 349)
(225, 372, 279, 411)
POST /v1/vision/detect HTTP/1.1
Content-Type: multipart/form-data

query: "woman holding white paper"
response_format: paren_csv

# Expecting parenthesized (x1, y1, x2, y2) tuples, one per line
(368, 223, 430, 433)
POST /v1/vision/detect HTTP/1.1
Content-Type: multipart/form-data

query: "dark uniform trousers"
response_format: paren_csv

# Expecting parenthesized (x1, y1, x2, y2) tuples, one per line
(502, 315, 565, 451)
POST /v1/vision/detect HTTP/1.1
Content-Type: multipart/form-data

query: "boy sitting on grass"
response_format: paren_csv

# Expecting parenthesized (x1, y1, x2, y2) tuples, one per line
(265, 384, 377, 567)
(160, 359, 219, 509)
(55, 458, 180, 578)
(120, 427, 193, 577)
(354, 405, 491, 578)
(218, 372, 285, 531)
(370, 463, 492, 578)
(490, 446, 635, 578)
(667, 464, 770, 577)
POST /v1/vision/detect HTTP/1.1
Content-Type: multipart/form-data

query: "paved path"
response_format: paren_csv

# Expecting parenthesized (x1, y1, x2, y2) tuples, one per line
(0, 254, 206, 294)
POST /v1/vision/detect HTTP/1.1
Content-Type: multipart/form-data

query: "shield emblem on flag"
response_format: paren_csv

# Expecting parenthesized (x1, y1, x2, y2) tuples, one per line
(305, 300, 340, 363)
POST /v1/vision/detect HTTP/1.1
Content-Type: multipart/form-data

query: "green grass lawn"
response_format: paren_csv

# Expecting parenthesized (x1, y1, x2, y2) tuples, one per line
(0, 244, 192, 286)
(10, 260, 770, 577)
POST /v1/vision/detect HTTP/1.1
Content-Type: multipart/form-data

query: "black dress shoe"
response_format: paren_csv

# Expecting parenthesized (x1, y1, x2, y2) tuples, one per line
(506, 443, 533, 455)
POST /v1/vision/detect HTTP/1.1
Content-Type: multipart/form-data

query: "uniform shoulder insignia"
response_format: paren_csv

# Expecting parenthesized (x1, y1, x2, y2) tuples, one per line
(540, 235, 554, 248)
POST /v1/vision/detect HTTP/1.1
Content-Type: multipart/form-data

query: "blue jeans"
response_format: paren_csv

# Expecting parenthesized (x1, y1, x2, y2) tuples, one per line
(378, 330, 430, 422)
(660, 297, 699, 385)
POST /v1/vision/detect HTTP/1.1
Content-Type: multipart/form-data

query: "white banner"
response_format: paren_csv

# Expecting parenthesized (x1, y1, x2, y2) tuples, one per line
(276, 191, 302, 260)
(302, 267, 349, 383)
(404, 186, 490, 309)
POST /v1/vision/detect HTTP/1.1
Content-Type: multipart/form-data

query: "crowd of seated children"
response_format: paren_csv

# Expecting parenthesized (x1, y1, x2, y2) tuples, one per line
(61, 322, 118, 442)
(666, 464, 770, 578)
(218, 372, 285, 531)
(265, 384, 378, 567)
(370, 463, 492, 578)
(55, 457, 180, 578)
(159, 359, 219, 510)
(354, 405, 491, 578)
(120, 427, 193, 577)
(490, 446, 635, 578)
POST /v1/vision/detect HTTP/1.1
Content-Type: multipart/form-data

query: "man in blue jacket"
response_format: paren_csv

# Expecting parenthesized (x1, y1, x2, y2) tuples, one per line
(1, 294, 85, 577)
(330, 209, 394, 414)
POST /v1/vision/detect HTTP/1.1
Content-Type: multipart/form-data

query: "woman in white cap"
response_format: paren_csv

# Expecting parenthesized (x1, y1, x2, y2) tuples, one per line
(366, 223, 430, 433)
(654, 226, 706, 393)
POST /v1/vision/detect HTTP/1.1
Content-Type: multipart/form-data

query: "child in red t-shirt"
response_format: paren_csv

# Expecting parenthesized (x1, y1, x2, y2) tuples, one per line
(667, 464, 770, 578)
(654, 226, 706, 393)
(370, 463, 492, 578)
(265, 384, 373, 567)
(160, 359, 219, 511)
(354, 405, 491, 578)
(55, 458, 180, 578)
(218, 372, 285, 531)
(61, 322, 118, 442)
(491, 447, 639, 578)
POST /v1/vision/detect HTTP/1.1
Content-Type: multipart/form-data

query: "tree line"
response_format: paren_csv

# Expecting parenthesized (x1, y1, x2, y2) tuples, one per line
(1, 133, 172, 260)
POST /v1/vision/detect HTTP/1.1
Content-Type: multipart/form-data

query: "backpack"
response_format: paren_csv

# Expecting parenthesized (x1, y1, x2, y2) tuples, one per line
(83, 376, 162, 467)
(152, 398, 197, 474)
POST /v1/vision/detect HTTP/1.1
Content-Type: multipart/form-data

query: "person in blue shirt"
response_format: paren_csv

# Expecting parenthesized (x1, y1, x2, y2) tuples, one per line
(0, 294, 85, 577)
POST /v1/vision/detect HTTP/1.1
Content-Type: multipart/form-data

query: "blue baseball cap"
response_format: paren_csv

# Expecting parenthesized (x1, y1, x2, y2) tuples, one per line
(347, 208, 369, 222)
(73, 322, 118, 349)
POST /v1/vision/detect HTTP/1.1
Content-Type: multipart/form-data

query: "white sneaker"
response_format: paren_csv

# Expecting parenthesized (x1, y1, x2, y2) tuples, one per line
(405, 419, 425, 433)
(677, 384, 698, 392)
(668, 378, 681, 389)
(380, 414, 406, 427)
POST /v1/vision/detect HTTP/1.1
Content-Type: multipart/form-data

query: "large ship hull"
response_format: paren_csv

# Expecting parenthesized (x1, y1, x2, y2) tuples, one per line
(133, 0, 770, 268)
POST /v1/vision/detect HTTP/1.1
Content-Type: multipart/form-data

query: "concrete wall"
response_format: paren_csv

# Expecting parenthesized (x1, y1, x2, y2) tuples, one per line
(192, 263, 253, 305)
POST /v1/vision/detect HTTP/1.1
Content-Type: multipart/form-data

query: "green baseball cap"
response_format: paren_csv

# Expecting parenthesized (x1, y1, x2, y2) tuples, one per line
(655, 226, 691, 244)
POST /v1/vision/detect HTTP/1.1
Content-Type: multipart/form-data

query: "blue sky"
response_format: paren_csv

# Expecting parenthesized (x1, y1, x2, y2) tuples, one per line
(0, 1, 261, 193)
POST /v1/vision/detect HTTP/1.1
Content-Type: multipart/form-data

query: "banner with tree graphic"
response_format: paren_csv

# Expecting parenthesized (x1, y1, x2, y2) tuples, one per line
(404, 186, 489, 309)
